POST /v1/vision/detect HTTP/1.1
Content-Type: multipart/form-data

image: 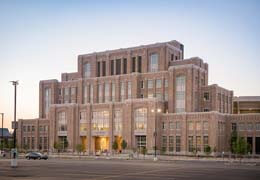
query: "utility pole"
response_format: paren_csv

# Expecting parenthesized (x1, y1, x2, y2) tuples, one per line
(0, 113, 4, 151)
(10, 80, 18, 167)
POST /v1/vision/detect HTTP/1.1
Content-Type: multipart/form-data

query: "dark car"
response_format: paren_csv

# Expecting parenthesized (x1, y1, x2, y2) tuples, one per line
(25, 152, 48, 160)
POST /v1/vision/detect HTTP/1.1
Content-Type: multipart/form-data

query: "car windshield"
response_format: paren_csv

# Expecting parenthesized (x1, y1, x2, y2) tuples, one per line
(35, 152, 42, 156)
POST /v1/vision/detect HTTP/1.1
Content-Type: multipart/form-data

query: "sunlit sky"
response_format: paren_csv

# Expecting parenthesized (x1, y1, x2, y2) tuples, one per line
(0, 0, 260, 131)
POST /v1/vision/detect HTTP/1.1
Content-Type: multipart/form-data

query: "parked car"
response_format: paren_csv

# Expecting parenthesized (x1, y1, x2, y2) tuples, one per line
(25, 152, 48, 160)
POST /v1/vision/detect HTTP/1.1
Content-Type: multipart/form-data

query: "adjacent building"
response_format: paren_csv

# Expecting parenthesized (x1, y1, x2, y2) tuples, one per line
(17, 40, 260, 155)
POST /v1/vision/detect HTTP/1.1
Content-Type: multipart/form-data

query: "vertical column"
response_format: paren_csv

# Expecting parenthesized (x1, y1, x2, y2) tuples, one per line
(87, 105, 92, 155)
(253, 136, 256, 155)
(109, 104, 114, 153)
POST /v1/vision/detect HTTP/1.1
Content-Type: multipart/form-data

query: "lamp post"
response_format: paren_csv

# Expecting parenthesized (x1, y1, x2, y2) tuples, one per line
(10, 80, 18, 168)
(0, 113, 4, 151)
(151, 108, 161, 161)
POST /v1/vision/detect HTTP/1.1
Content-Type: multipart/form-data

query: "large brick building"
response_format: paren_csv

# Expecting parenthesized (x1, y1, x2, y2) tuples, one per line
(17, 40, 260, 155)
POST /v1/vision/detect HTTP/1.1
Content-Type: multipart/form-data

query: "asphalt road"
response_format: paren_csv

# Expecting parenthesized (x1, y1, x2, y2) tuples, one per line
(0, 158, 259, 180)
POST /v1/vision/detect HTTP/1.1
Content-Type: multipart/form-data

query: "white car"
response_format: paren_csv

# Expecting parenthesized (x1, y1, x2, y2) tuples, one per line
(0, 150, 6, 157)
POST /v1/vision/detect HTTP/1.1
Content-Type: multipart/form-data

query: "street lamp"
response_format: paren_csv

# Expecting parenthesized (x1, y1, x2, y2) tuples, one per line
(10, 80, 18, 168)
(0, 113, 4, 151)
(151, 108, 161, 161)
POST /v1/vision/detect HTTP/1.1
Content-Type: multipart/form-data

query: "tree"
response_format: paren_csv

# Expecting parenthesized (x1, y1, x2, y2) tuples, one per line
(230, 130, 238, 153)
(232, 137, 248, 160)
(204, 145, 212, 156)
(54, 141, 62, 153)
(76, 144, 85, 156)
(112, 140, 118, 153)
(63, 138, 69, 151)
(121, 140, 127, 151)
(141, 147, 147, 160)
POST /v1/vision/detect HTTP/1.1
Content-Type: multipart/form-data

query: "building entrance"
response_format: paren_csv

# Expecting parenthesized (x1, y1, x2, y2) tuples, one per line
(94, 136, 109, 153)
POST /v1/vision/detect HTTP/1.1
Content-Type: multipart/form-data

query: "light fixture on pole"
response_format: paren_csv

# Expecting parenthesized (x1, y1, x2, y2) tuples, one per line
(10, 80, 18, 168)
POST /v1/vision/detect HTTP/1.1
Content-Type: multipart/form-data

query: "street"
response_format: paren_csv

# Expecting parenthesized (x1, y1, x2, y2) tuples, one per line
(0, 158, 259, 180)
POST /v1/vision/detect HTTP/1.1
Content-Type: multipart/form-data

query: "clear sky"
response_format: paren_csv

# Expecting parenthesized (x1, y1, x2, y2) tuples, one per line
(0, 0, 260, 131)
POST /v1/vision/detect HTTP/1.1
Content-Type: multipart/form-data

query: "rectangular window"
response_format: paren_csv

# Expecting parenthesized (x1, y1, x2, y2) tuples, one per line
(114, 110, 122, 132)
(162, 136, 167, 152)
(176, 121, 181, 130)
(176, 136, 181, 152)
(149, 53, 158, 72)
(44, 137, 48, 150)
(164, 79, 168, 88)
(203, 136, 209, 152)
(92, 111, 109, 131)
(32, 126, 35, 132)
(110, 60, 114, 75)
(156, 79, 162, 88)
(238, 123, 245, 131)
(116, 59, 121, 75)
(204, 92, 209, 101)
(148, 79, 153, 89)
(97, 61, 100, 77)
(171, 54, 174, 61)
(83, 85, 88, 104)
(44, 88, 51, 116)
(175, 76, 186, 113)
(164, 89, 168, 101)
(111, 82, 115, 102)
(120, 82, 125, 102)
(169, 136, 174, 152)
(188, 136, 193, 152)
(231, 123, 237, 131)
(123, 58, 127, 74)
(169, 121, 174, 130)
(27, 137, 30, 149)
(162, 122, 166, 130)
(256, 123, 260, 131)
(155, 92, 162, 100)
(140, 80, 144, 89)
(196, 122, 201, 131)
(247, 123, 253, 131)
(196, 136, 201, 152)
(138, 56, 142, 73)
(58, 112, 67, 131)
(132, 57, 136, 72)
(127, 82, 131, 99)
(90, 84, 93, 103)
(98, 84, 103, 103)
(203, 121, 208, 130)
(148, 92, 154, 98)
(27, 126, 30, 132)
(71, 87, 76, 95)
(83, 63, 91, 78)
(188, 122, 193, 131)
(136, 136, 146, 149)
(31, 137, 35, 149)
(134, 108, 147, 130)
(105, 83, 110, 102)
(102, 61, 106, 76)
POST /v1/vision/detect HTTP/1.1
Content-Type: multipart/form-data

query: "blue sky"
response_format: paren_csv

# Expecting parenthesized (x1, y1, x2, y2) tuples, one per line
(0, 0, 260, 130)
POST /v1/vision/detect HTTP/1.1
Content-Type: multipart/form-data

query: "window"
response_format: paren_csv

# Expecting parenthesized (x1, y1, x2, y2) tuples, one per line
(176, 136, 181, 152)
(156, 79, 162, 88)
(32, 126, 35, 132)
(31, 137, 35, 149)
(162, 136, 167, 152)
(120, 82, 125, 102)
(39, 126, 43, 132)
(114, 110, 122, 132)
(132, 57, 136, 72)
(58, 112, 67, 132)
(204, 92, 209, 101)
(83, 63, 91, 78)
(204, 108, 209, 112)
(110, 60, 114, 75)
(44, 137, 48, 150)
(203, 136, 208, 152)
(196, 122, 201, 131)
(188, 136, 193, 152)
(176, 76, 185, 113)
(176, 121, 181, 130)
(148, 92, 154, 98)
(134, 108, 147, 130)
(27, 126, 30, 132)
(111, 82, 115, 102)
(203, 121, 208, 130)
(196, 136, 201, 152)
(127, 82, 131, 99)
(102, 61, 106, 76)
(58, 88, 62, 95)
(239, 123, 245, 131)
(39, 137, 43, 150)
(256, 123, 260, 131)
(164, 79, 168, 88)
(247, 123, 253, 131)
(80, 123, 87, 132)
(116, 59, 121, 75)
(171, 54, 174, 61)
(169, 121, 174, 130)
(89, 84, 93, 103)
(71, 87, 76, 95)
(138, 56, 142, 73)
(231, 123, 237, 131)
(169, 136, 174, 152)
(155, 92, 162, 100)
(148, 79, 153, 89)
(162, 122, 166, 130)
(149, 53, 158, 72)
(83, 85, 88, 104)
(123, 58, 127, 74)
(105, 83, 110, 102)
(136, 136, 146, 149)
(188, 122, 193, 131)
(64, 87, 69, 96)
(164, 90, 168, 101)
(98, 84, 103, 103)
(80, 111, 86, 121)
(97, 61, 100, 77)
(27, 137, 30, 149)
(92, 111, 109, 131)
(140, 80, 144, 89)
(44, 88, 51, 116)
